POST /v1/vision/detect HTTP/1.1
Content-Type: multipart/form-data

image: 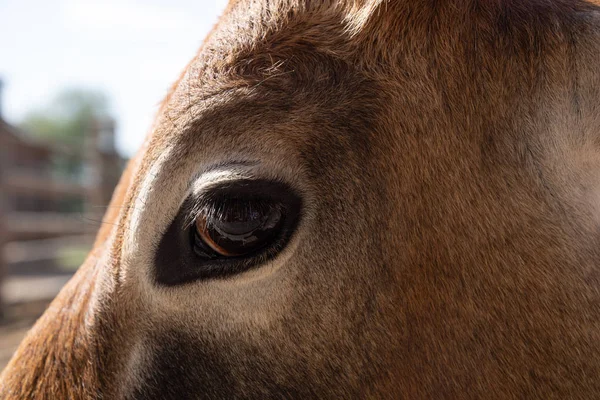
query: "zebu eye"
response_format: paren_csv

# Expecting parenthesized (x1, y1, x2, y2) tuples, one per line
(193, 199, 284, 258)
(154, 179, 302, 285)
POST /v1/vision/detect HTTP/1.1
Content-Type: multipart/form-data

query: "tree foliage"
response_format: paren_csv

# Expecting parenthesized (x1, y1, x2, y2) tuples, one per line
(19, 89, 109, 146)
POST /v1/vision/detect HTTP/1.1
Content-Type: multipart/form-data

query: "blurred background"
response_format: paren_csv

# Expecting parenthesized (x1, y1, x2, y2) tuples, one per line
(0, 0, 228, 369)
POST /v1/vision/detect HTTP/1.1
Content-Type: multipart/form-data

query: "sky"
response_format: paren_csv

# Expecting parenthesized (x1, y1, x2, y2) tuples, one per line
(0, 0, 229, 157)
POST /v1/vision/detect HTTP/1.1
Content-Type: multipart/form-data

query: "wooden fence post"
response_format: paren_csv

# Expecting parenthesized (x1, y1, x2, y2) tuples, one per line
(0, 143, 7, 321)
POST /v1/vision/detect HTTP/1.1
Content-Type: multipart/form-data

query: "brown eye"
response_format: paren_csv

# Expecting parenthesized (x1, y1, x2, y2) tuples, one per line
(193, 199, 284, 257)
(156, 179, 302, 284)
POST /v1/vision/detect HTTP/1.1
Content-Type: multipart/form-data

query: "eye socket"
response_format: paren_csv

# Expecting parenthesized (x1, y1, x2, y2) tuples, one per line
(155, 178, 302, 285)
(193, 199, 285, 258)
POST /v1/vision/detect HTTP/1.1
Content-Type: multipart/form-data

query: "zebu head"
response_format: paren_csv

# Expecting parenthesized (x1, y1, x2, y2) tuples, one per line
(2, 0, 600, 398)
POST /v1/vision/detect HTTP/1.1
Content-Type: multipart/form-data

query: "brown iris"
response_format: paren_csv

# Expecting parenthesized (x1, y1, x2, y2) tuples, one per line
(194, 199, 284, 257)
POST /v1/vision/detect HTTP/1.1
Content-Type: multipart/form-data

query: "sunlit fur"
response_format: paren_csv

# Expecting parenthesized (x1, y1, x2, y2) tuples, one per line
(2, 0, 600, 398)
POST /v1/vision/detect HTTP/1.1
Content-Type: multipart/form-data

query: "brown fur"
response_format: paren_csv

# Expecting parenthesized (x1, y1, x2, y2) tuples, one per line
(2, 0, 600, 398)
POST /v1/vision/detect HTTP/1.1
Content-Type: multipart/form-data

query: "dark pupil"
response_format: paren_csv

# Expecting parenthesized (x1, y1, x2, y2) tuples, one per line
(206, 200, 283, 256)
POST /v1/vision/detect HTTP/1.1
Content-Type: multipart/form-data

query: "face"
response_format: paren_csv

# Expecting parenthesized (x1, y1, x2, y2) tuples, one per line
(3, 1, 600, 399)
(109, 29, 401, 399)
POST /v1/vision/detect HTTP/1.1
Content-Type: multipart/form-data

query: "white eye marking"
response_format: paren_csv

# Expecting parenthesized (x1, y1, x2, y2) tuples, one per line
(190, 164, 258, 196)
(191, 169, 246, 195)
(126, 153, 171, 254)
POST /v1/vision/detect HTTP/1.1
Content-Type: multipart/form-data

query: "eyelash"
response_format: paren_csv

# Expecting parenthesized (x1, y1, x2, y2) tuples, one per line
(154, 179, 303, 284)
(185, 196, 275, 228)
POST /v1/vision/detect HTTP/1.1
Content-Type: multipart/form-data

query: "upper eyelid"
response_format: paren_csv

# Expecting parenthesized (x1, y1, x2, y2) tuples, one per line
(191, 170, 252, 196)
(189, 161, 260, 193)
(185, 166, 257, 227)
(184, 178, 296, 229)
(184, 180, 265, 229)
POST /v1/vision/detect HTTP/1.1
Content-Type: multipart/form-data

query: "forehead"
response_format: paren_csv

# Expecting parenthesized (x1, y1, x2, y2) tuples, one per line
(138, 0, 597, 180)
(160, 1, 374, 118)
(144, 6, 385, 175)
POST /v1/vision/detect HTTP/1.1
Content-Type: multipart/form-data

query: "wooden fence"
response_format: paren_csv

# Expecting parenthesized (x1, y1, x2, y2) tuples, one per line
(0, 117, 123, 320)
(0, 172, 100, 319)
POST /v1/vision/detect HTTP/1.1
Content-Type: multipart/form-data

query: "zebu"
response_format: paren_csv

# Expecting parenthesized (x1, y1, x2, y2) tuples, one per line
(2, 0, 600, 398)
